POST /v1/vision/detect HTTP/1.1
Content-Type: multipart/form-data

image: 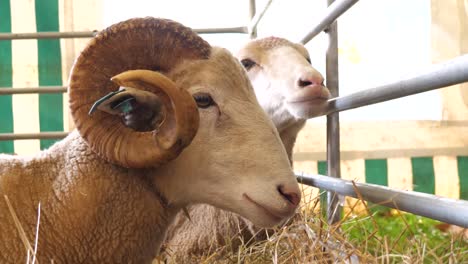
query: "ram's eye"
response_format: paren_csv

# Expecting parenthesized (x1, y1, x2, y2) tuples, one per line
(240, 58, 256, 71)
(193, 93, 215, 109)
(305, 57, 311, 64)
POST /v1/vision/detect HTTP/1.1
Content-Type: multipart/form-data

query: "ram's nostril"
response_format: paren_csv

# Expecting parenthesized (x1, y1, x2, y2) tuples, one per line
(277, 185, 300, 206)
(298, 73, 325, 88)
(298, 79, 313, 88)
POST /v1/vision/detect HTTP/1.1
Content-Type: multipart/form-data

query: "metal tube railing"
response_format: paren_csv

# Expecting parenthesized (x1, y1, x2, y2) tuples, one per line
(249, 0, 257, 39)
(0, 27, 249, 40)
(0, 132, 69, 141)
(297, 173, 468, 228)
(298, 0, 468, 228)
(300, 0, 359, 44)
(0, 31, 98, 40)
(312, 54, 468, 118)
(248, 0, 273, 38)
(195, 27, 248, 34)
(325, 0, 342, 225)
(0, 86, 67, 95)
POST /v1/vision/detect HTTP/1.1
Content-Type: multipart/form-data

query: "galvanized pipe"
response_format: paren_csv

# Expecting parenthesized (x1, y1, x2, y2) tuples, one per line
(296, 173, 468, 228)
(0, 31, 98, 40)
(326, 115, 341, 224)
(195, 27, 248, 34)
(249, 0, 256, 18)
(248, 0, 273, 38)
(313, 54, 468, 117)
(300, 0, 359, 44)
(249, 0, 257, 39)
(0, 132, 69, 141)
(0, 27, 249, 40)
(325, 0, 342, 225)
(0, 86, 67, 95)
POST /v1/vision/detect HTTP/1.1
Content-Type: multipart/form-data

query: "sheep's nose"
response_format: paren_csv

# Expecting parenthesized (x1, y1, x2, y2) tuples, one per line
(278, 184, 301, 207)
(297, 74, 324, 88)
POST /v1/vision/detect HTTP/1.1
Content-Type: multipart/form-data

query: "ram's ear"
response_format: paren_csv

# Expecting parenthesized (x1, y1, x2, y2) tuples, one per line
(89, 87, 165, 132)
(75, 69, 199, 168)
(69, 17, 209, 168)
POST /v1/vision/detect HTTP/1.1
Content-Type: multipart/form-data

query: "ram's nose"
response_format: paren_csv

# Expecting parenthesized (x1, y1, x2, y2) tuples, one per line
(277, 184, 301, 207)
(297, 72, 324, 88)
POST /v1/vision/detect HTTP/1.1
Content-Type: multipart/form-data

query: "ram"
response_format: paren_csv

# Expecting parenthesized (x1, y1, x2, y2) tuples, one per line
(163, 37, 330, 261)
(0, 18, 301, 263)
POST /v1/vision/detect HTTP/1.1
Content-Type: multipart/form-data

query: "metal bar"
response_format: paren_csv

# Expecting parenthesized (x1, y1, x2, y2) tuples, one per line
(0, 27, 249, 40)
(313, 54, 468, 117)
(326, 115, 341, 224)
(194, 27, 248, 34)
(249, 0, 257, 39)
(296, 173, 468, 228)
(300, 0, 359, 44)
(325, 0, 342, 225)
(249, 0, 256, 18)
(0, 86, 67, 95)
(248, 0, 273, 38)
(0, 132, 69, 141)
(0, 31, 98, 40)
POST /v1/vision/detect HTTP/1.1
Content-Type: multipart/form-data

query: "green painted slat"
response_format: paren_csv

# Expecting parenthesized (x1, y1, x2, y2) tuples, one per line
(365, 159, 389, 213)
(457, 156, 468, 200)
(318, 161, 327, 175)
(35, 0, 64, 149)
(317, 161, 327, 216)
(0, 0, 14, 154)
(412, 157, 435, 194)
(365, 159, 388, 186)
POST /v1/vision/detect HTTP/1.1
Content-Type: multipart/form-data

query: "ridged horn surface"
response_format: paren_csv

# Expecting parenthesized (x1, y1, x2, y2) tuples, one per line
(69, 17, 209, 168)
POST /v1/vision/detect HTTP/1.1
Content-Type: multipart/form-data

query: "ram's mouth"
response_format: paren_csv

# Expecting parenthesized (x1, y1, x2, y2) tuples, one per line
(286, 84, 330, 104)
(286, 97, 329, 104)
(243, 193, 288, 222)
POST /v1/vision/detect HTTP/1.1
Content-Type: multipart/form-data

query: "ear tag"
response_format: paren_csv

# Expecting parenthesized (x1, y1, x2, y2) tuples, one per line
(112, 97, 136, 114)
(88, 89, 126, 115)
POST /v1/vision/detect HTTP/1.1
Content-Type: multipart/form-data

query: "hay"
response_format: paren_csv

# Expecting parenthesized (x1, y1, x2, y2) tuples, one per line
(160, 186, 468, 264)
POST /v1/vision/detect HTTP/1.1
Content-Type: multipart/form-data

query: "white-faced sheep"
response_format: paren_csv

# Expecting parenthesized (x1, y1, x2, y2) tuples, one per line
(163, 37, 331, 261)
(0, 18, 301, 263)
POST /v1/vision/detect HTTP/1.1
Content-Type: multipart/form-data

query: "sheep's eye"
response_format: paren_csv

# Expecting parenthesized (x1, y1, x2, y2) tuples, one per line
(193, 93, 215, 109)
(240, 58, 256, 71)
(306, 57, 311, 64)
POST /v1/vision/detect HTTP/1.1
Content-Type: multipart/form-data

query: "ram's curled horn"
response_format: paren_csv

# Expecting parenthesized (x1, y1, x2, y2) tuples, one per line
(68, 17, 210, 168)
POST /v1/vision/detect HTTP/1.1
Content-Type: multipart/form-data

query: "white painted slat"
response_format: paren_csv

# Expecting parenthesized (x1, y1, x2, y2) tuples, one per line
(11, 0, 40, 155)
(388, 157, 413, 191)
(341, 159, 367, 215)
(434, 155, 460, 199)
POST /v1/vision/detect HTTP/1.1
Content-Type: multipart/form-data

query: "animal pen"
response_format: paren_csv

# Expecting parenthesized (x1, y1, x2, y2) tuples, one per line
(0, 0, 467, 234)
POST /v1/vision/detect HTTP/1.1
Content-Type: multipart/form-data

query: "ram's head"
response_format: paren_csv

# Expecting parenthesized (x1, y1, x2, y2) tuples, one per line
(237, 37, 331, 120)
(69, 18, 300, 228)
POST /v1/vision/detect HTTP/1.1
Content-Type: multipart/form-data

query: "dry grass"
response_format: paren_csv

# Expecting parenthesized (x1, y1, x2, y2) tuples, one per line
(6, 187, 467, 263)
(176, 187, 468, 264)
(4, 195, 41, 264)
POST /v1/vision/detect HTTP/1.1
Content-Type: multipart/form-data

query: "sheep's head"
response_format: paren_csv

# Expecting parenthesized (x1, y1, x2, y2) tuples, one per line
(237, 37, 331, 126)
(69, 18, 300, 228)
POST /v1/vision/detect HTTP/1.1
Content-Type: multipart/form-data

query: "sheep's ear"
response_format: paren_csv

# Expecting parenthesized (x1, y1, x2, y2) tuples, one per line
(89, 87, 165, 132)
(69, 17, 207, 169)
